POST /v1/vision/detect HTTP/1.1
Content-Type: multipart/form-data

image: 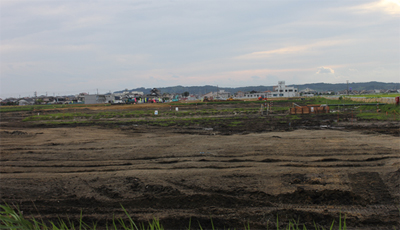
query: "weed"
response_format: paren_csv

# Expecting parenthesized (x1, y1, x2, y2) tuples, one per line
(228, 121, 243, 127)
(0, 203, 360, 230)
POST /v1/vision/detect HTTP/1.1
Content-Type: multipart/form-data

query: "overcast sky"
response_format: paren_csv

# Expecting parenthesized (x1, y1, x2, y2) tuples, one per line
(1, 0, 399, 97)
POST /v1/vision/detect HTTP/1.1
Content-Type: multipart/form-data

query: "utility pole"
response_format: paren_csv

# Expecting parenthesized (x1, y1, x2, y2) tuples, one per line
(97, 89, 99, 95)
(346, 80, 349, 96)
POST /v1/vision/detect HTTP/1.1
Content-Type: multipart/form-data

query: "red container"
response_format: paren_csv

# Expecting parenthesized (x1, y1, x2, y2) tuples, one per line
(396, 96, 399, 105)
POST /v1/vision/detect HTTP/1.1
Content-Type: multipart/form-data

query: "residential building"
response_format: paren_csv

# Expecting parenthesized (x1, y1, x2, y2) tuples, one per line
(235, 91, 245, 98)
(84, 94, 114, 104)
(216, 90, 231, 99)
(18, 99, 35, 106)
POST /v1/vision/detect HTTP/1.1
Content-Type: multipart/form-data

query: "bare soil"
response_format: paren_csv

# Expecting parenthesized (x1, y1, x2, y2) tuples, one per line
(1, 102, 399, 229)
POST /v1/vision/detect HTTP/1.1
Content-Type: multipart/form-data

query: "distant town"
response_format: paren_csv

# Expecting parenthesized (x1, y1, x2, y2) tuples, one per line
(1, 81, 399, 106)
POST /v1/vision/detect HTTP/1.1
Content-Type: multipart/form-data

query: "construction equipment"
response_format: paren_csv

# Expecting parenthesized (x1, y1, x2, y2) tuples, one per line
(172, 95, 179, 102)
(258, 96, 268, 101)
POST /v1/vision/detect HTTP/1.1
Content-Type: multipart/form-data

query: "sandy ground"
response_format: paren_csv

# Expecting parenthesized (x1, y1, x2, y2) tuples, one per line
(1, 123, 399, 229)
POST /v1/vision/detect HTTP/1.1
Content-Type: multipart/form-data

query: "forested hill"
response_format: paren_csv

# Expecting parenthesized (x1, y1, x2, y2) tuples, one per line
(115, 82, 399, 95)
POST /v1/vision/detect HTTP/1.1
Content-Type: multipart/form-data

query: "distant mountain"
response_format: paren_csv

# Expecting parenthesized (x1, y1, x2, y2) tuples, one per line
(115, 81, 399, 95)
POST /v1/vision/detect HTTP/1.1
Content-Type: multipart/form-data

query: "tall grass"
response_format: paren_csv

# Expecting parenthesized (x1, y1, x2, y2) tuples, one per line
(345, 93, 400, 98)
(0, 203, 352, 230)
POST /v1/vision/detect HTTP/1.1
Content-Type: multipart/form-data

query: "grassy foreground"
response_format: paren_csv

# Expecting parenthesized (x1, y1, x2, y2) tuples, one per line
(0, 204, 350, 230)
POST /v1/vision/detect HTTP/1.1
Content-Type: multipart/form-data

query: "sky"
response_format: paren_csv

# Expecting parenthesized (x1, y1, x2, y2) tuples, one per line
(1, 0, 399, 98)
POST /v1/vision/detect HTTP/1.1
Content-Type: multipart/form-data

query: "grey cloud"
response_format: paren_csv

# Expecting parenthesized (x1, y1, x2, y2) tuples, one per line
(316, 67, 334, 74)
(0, 1, 399, 97)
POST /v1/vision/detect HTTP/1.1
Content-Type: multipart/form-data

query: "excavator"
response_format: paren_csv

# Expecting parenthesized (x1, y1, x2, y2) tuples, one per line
(172, 95, 180, 102)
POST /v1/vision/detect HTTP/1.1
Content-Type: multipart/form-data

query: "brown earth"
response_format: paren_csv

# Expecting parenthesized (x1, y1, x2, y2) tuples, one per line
(0, 103, 399, 229)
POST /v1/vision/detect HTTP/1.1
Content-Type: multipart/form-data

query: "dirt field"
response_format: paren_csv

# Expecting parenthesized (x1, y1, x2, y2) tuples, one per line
(1, 102, 399, 229)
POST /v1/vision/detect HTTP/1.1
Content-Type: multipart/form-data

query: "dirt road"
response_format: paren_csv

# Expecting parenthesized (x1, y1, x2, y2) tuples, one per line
(1, 123, 399, 229)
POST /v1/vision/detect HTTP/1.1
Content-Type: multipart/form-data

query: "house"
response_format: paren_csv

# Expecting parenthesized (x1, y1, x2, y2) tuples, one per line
(84, 94, 114, 104)
(187, 95, 198, 101)
(202, 92, 217, 100)
(300, 88, 316, 94)
(216, 90, 231, 99)
(235, 91, 245, 98)
(18, 98, 35, 106)
(1, 98, 18, 105)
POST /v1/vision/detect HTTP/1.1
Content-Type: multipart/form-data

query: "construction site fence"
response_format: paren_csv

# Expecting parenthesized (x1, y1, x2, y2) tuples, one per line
(290, 105, 330, 115)
(323, 96, 396, 104)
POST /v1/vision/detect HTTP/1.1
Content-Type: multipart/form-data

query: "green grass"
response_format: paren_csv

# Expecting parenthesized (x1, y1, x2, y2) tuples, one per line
(308, 97, 356, 105)
(0, 103, 111, 113)
(23, 112, 92, 121)
(345, 93, 400, 98)
(30, 116, 245, 127)
(0, 203, 352, 230)
(271, 106, 290, 112)
(289, 115, 301, 120)
(354, 104, 400, 121)
(358, 104, 400, 113)
(228, 121, 243, 127)
(171, 98, 309, 106)
(22, 108, 263, 122)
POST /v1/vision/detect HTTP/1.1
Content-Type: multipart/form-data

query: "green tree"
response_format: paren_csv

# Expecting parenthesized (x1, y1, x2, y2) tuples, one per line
(182, 91, 189, 97)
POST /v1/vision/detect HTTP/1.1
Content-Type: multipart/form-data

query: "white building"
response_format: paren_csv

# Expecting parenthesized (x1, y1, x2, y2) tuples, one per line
(243, 92, 268, 98)
(268, 81, 298, 98)
(242, 81, 299, 99)
(114, 89, 144, 97)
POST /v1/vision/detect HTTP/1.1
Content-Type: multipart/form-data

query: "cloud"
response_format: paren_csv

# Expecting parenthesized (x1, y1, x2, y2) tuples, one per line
(236, 40, 351, 59)
(348, 0, 400, 16)
(1, 1, 399, 98)
(316, 67, 335, 74)
(228, 68, 315, 77)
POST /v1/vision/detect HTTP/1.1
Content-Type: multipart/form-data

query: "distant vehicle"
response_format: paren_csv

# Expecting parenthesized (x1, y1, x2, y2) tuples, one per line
(258, 96, 268, 101)
(113, 100, 124, 104)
